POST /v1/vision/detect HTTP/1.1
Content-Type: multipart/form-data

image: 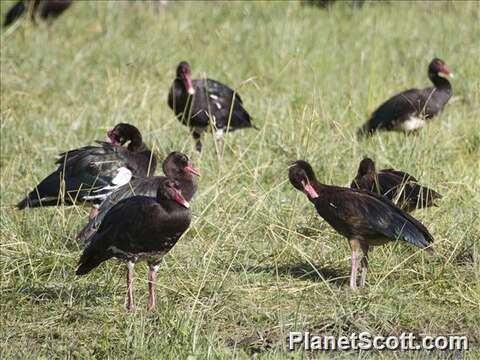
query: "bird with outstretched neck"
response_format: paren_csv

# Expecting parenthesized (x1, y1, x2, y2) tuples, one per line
(76, 178, 191, 312)
(168, 61, 256, 153)
(76, 152, 199, 243)
(351, 157, 442, 212)
(17, 123, 156, 220)
(358, 58, 453, 136)
(289, 160, 434, 290)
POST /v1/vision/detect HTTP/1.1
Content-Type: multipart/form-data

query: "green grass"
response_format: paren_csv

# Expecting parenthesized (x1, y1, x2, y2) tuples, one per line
(1, 1, 479, 358)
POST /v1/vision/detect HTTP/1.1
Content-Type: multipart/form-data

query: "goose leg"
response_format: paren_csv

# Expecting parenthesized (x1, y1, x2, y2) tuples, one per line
(350, 251, 359, 290)
(214, 128, 225, 159)
(126, 261, 135, 312)
(360, 243, 369, 288)
(349, 239, 361, 290)
(147, 264, 160, 311)
(89, 204, 99, 220)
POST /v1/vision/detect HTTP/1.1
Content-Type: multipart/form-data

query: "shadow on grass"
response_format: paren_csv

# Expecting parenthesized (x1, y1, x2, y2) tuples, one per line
(234, 262, 348, 287)
(227, 331, 275, 357)
(12, 283, 110, 307)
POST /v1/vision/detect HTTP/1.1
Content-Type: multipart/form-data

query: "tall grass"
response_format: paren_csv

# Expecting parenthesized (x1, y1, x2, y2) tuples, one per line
(1, 1, 479, 358)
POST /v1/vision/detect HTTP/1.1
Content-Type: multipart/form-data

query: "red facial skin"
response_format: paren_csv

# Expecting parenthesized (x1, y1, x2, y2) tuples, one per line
(107, 129, 121, 145)
(183, 70, 195, 94)
(170, 187, 189, 208)
(439, 64, 451, 76)
(303, 181, 319, 199)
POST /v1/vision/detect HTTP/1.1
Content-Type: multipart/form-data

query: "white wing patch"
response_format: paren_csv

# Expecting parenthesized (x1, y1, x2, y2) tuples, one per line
(399, 116, 427, 132)
(209, 94, 222, 109)
(109, 167, 133, 188)
(83, 167, 132, 201)
(214, 129, 225, 140)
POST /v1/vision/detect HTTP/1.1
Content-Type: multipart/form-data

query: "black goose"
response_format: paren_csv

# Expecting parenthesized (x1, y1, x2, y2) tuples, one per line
(289, 161, 434, 290)
(17, 123, 156, 218)
(3, 0, 72, 28)
(168, 61, 255, 152)
(358, 58, 453, 136)
(350, 157, 442, 212)
(302, 0, 365, 8)
(76, 178, 191, 311)
(76, 151, 199, 242)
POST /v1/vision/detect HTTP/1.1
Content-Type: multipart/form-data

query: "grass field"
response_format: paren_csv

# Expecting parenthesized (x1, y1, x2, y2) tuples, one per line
(1, 1, 479, 358)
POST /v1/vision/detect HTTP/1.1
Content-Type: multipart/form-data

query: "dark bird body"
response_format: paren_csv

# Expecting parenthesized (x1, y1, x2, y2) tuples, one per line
(358, 58, 453, 136)
(17, 124, 156, 212)
(302, 0, 364, 8)
(76, 178, 191, 311)
(289, 161, 434, 290)
(4, 0, 72, 27)
(77, 152, 199, 242)
(350, 158, 442, 212)
(168, 61, 255, 152)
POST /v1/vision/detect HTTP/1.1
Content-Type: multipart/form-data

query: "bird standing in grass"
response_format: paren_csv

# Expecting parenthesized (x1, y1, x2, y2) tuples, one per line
(358, 58, 453, 136)
(3, 0, 72, 28)
(76, 178, 191, 312)
(350, 157, 442, 212)
(289, 160, 434, 290)
(77, 151, 199, 243)
(17, 123, 156, 219)
(168, 61, 256, 153)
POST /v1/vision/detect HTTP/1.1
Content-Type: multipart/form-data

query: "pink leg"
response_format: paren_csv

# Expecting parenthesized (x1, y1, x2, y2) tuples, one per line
(360, 244, 369, 288)
(89, 206, 99, 220)
(350, 251, 359, 290)
(147, 265, 159, 311)
(349, 239, 361, 291)
(126, 261, 135, 312)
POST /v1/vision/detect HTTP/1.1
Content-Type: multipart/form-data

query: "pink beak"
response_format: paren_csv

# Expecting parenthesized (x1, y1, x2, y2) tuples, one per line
(303, 181, 319, 199)
(172, 187, 190, 208)
(185, 162, 200, 176)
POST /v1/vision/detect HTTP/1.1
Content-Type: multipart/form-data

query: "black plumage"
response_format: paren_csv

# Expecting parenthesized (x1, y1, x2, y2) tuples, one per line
(76, 178, 191, 311)
(17, 123, 156, 213)
(168, 61, 255, 152)
(302, 0, 365, 8)
(76, 151, 199, 242)
(3, 0, 26, 27)
(3, 0, 72, 27)
(289, 160, 434, 290)
(358, 58, 453, 136)
(350, 157, 442, 212)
